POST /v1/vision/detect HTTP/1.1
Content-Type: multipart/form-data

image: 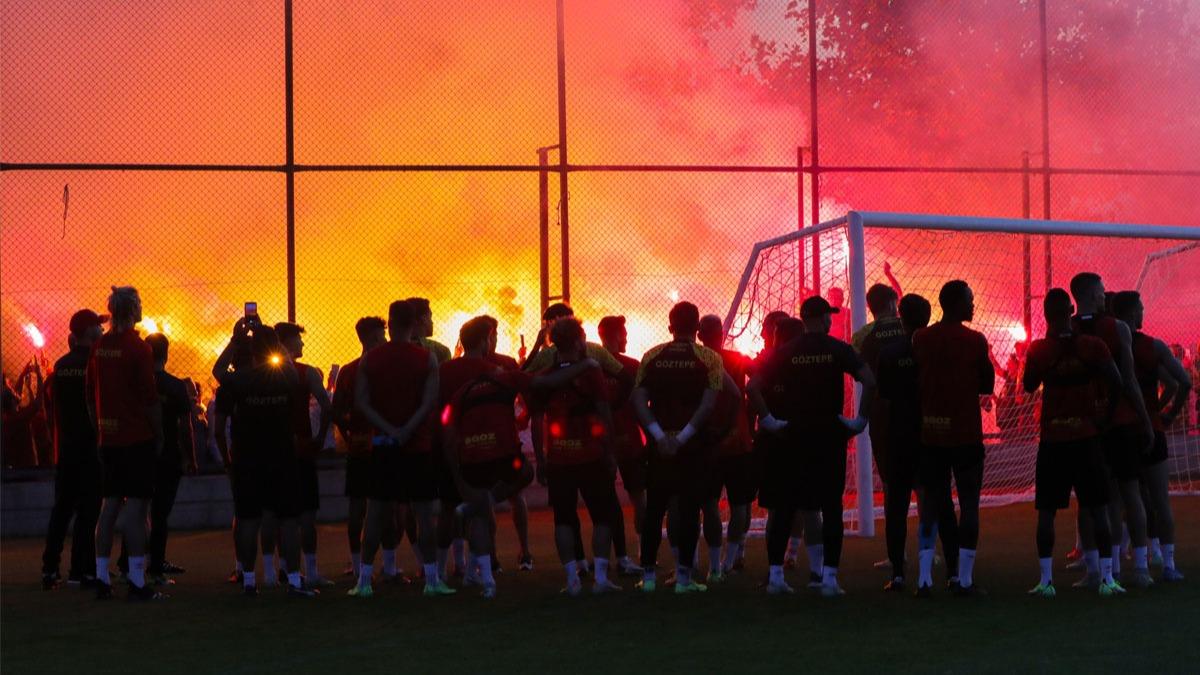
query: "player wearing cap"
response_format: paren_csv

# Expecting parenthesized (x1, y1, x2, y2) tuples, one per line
(697, 315, 754, 582)
(633, 302, 726, 594)
(41, 309, 107, 590)
(213, 325, 315, 598)
(275, 322, 333, 588)
(331, 317, 394, 581)
(479, 315, 535, 572)
(1070, 273, 1155, 588)
(597, 315, 645, 577)
(911, 280, 995, 597)
(352, 301, 446, 598)
(1112, 291, 1192, 582)
(875, 294, 960, 592)
(88, 286, 165, 601)
(1023, 289, 1123, 598)
(750, 296, 874, 597)
(142, 333, 193, 585)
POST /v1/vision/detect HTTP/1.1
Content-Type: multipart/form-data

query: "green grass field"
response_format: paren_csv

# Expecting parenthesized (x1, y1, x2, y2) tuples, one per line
(4, 499, 1200, 674)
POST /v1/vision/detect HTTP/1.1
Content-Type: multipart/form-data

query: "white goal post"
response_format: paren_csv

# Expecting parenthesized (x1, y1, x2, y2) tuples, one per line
(725, 211, 1200, 537)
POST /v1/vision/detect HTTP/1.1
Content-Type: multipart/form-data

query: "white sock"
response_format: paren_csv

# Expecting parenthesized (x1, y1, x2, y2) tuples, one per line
(709, 544, 722, 575)
(436, 548, 449, 580)
(304, 553, 318, 580)
(723, 542, 741, 572)
(958, 549, 976, 588)
(382, 549, 397, 576)
(96, 557, 111, 585)
(452, 539, 466, 572)
(918, 549, 934, 587)
(1100, 557, 1114, 585)
(807, 544, 824, 576)
(769, 564, 784, 585)
(351, 552, 362, 572)
(787, 537, 802, 559)
(244, 571, 256, 588)
(235, 559, 244, 574)
(423, 563, 439, 586)
(1150, 537, 1162, 558)
(358, 563, 373, 589)
(129, 556, 146, 589)
(1164, 543, 1176, 571)
(1134, 546, 1148, 571)
(595, 558, 610, 585)
(822, 565, 838, 587)
(565, 560, 580, 586)
(465, 554, 479, 580)
(287, 571, 302, 589)
(1111, 546, 1122, 576)
(263, 554, 276, 578)
(479, 554, 495, 586)
(1038, 557, 1053, 586)
(1084, 549, 1100, 575)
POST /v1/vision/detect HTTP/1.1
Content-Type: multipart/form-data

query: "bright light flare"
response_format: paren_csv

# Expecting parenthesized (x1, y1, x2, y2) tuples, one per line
(138, 316, 169, 335)
(269, 354, 282, 366)
(1007, 323, 1027, 342)
(23, 324, 45, 349)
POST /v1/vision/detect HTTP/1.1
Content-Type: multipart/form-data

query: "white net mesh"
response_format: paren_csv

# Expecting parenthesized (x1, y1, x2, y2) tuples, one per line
(727, 214, 1200, 534)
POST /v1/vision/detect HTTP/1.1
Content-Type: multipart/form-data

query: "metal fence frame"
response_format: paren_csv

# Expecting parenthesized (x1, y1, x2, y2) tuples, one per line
(3, 0, 1199, 323)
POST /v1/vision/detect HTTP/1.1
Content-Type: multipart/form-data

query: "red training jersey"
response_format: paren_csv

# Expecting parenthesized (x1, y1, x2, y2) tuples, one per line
(87, 329, 159, 447)
(442, 356, 532, 464)
(711, 348, 751, 457)
(1025, 333, 1113, 442)
(607, 353, 645, 460)
(1072, 314, 1137, 426)
(333, 358, 370, 454)
(911, 321, 995, 447)
(362, 341, 433, 453)
(540, 362, 609, 466)
(1131, 331, 1163, 432)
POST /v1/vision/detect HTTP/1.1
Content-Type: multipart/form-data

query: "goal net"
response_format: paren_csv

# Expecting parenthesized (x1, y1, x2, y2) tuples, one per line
(725, 211, 1200, 536)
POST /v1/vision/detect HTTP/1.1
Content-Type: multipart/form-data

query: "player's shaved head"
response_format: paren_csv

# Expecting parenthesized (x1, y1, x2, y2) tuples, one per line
(698, 314, 723, 349)
(898, 294, 932, 333)
(1043, 288, 1073, 321)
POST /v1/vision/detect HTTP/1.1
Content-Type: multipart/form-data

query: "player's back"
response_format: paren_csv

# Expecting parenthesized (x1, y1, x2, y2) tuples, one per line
(912, 321, 993, 447)
(1026, 333, 1111, 442)
(228, 365, 295, 461)
(637, 340, 724, 432)
(364, 340, 432, 437)
(89, 329, 157, 446)
(1072, 313, 1136, 426)
(857, 316, 907, 373)
(877, 337, 921, 444)
(1131, 331, 1162, 430)
(761, 333, 859, 430)
(541, 359, 608, 465)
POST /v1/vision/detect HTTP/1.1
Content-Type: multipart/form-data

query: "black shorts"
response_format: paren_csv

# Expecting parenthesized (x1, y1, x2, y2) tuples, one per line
(231, 455, 302, 520)
(646, 449, 714, 502)
(344, 455, 372, 499)
(100, 442, 155, 499)
(547, 459, 620, 529)
(713, 453, 758, 506)
(1102, 424, 1141, 482)
(759, 430, 847, 511)
(918, 443, 985, 495)
(297, 457, 320, 512)
(369, 444, 439, 503)
(1141, 430, 1168, 466)
(616, 455, 647, 495)
(883, 437, 922, 490)
(1035, 438, 1109, 510)
(460, 454, 525, 491)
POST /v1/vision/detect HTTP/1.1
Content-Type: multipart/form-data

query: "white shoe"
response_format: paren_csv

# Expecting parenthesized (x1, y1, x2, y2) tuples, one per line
(821, 581, 846, 597)
(593, 579, 623, 595)
(766, 580, 795, 595)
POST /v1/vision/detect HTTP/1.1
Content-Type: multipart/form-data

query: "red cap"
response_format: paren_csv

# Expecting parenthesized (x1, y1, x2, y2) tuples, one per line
(69, 309, 109, 335)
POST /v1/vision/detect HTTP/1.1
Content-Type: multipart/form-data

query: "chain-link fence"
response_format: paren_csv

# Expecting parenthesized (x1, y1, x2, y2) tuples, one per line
(3, 1, 1198, 471)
